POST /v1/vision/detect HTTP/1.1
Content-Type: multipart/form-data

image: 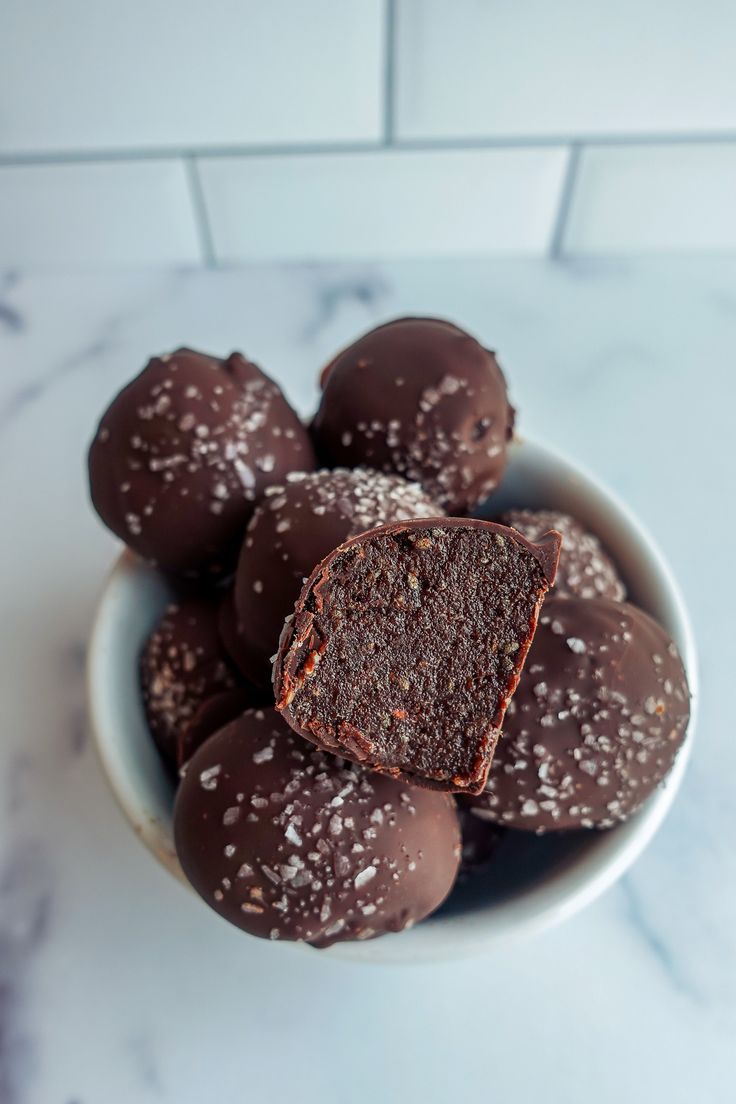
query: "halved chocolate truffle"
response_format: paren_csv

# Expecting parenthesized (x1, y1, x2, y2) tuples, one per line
(500, 509, 625, 601)
(233, 468, 441, 687)
(468, 597, 691, 831)
(140, 598, 259, 770)
(173, 709, 461, 946)
(88, 348, 315, 575)
(311, 318, 515, 513)
(274, 519, 560, 794)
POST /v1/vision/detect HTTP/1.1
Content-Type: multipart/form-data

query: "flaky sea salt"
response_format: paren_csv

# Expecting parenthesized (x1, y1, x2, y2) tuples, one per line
(354, 866, 377, 889)
(199, 765, 221, 791)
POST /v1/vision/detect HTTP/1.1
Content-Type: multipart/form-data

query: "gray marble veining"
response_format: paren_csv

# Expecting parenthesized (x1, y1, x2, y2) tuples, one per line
(0, 270, 23, 333)
(0, 257, 733, 1104)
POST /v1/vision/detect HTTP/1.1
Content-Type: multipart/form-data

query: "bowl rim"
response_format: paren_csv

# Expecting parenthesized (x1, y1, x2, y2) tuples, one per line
(87, 436, 698, 964)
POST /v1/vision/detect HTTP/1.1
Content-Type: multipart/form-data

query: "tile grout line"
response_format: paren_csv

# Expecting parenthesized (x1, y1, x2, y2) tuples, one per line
(183, 156, 217, 268)
(3, 130, 736, 168)
(548, 144, 581, 260)
(394, 129, 736, 150)
(383, 0, 397, 145)
(0, 141, 384, 168)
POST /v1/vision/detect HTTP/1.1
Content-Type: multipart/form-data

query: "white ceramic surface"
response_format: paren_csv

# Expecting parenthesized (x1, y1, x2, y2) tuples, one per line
(198, 148, 570, 263)
(0, 0, 383, 153)
(565, 144, 736, 254)
(0, 160, 202, 268)
(88, 437, 697, 964)
(395, 0, 736, 140)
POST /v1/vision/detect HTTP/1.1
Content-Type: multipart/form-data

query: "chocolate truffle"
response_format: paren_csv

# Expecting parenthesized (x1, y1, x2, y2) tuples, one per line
(468, 597, 691, 832)
(233, 468, 442, 687)
(274, 518, 561, 795)
(174, 709, 461, 946)
(500, 509, 625, 602)
(88, 348, 315, 575)
(140, 598, 258, 770)
(311, 318, 515, 513)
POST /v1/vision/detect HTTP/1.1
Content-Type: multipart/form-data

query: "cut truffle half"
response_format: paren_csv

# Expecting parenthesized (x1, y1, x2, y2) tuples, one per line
(274, 518, 560, 794)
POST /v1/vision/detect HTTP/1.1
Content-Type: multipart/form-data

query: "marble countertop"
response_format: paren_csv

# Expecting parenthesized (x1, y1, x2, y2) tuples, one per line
(1, 257, 733, 1104)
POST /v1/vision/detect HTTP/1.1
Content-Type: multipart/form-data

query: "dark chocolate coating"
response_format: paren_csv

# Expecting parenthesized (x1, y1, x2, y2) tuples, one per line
(217, 585, 255, 681)
(501, 509, 625, 602)
(139, 598, 258, 770)
(311, 318, 515, 513)
(233, 468, 442, 687)
(88, 348, 315, 575)
(274, 518, 561, 795)
(174, 709, 461, 946)
(468, 597, 691, 831)
(184, 687, 261, 757)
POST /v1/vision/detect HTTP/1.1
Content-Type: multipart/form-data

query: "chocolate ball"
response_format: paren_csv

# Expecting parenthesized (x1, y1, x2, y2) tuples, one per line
(233, 468, 442, 687)
(174, 709, 461, 946)
(140, 598, 258, 770)
(468, 597, 691, 832)
(88, 348, 315, 575)
(500, 509, 625, 602)
(311, 318, 515, 513)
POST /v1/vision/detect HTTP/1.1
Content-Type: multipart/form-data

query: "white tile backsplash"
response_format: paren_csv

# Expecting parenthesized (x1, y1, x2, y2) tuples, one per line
(0, 161, 201, 266)
(198, 147, 570, 261)
(395, 0, 736, 140)
(2, 1, 736, 265)
(0, 0, 383, 154)
(563, 144, 736, 253)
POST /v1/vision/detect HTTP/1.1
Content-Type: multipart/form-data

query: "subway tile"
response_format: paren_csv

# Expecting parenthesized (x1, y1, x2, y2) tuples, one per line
(563, 144, 736, 253)
(395, 0, 736, 140)
(198, 147, 570, 261)
(0, 161, 201, 266)
(0, 0, 383, 154)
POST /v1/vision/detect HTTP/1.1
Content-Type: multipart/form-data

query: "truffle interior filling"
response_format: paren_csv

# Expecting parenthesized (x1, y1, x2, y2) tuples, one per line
(287, 526, 547, 785)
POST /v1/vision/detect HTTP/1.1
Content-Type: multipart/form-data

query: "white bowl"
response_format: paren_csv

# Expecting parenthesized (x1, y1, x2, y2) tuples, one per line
(87, 439, 697, 964)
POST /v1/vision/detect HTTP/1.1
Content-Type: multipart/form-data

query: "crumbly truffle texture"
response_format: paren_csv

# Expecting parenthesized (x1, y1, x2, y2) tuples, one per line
(274, 518, 560, 795)
(88, 348, 315, 575)
(234, 468, 442, 687)
(468, 597, 691, 832)
(311, 318, 515, 513)
(140, 598, 257, 769)
(501, 509, 626, 602)
(174, 709, 461, 946)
